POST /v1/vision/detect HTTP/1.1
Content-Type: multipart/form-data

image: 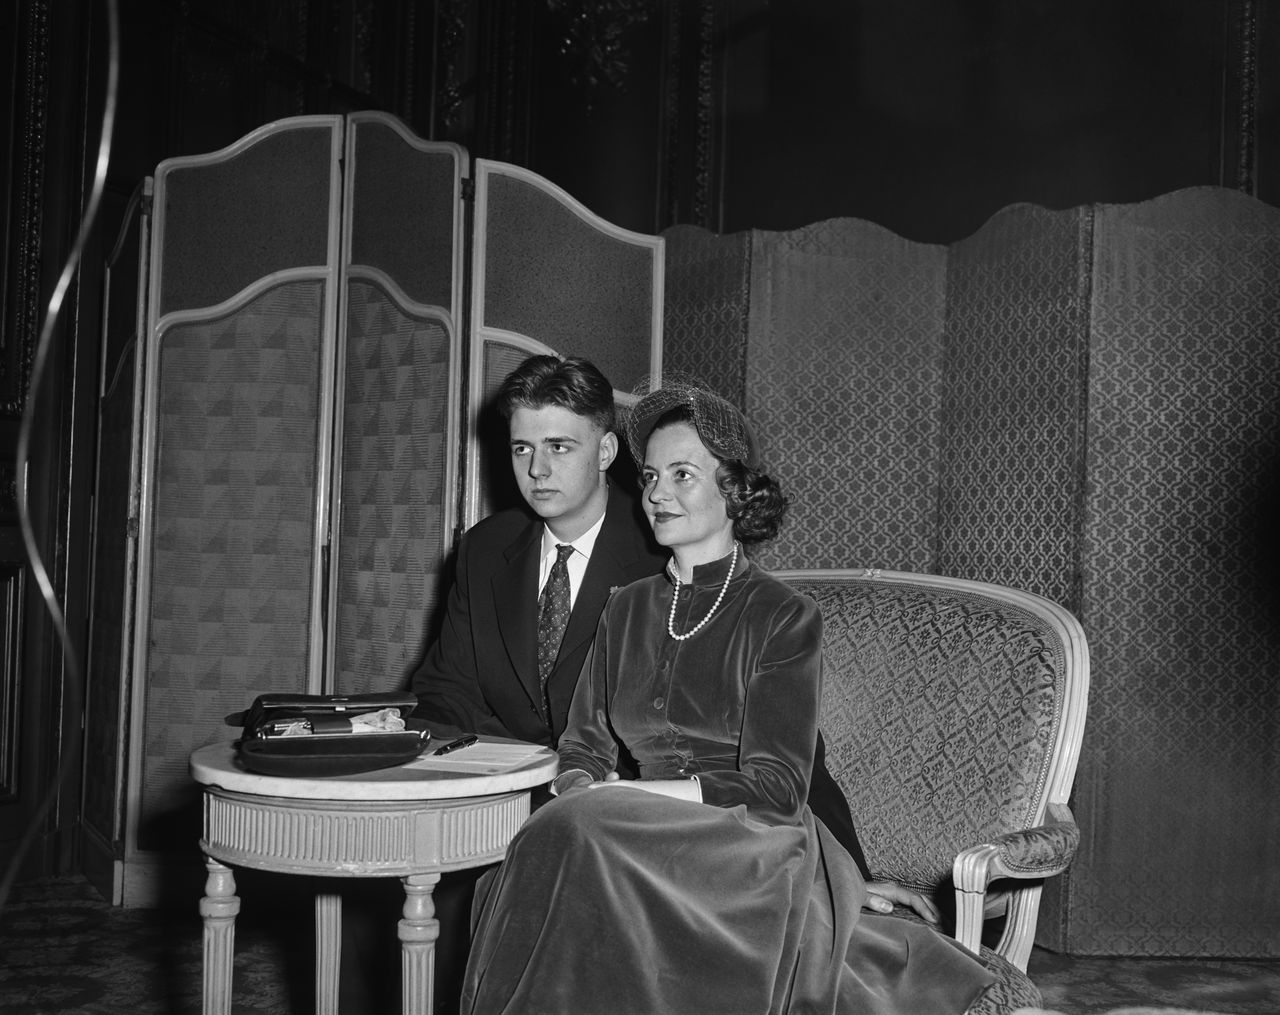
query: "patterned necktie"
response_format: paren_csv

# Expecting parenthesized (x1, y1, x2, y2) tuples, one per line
(536, 544, 575, 721)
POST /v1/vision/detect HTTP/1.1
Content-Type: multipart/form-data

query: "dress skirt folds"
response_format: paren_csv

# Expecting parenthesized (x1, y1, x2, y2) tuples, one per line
(461, 555, 995, 1014)
(460, 790, 994, 1015)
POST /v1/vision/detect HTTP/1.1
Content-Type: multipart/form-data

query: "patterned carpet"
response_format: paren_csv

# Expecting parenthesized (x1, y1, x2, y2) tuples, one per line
(1, 875, 1278, 1014)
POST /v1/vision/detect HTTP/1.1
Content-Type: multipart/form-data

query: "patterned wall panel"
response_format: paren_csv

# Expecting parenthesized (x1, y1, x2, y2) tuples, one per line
(660, 224, 752, 406)
(332, 280, 451, 694)
(1074, 187, 1280, 955)
(139, 282, 322, 850)
(742, 219, 948, 572)
(935, 203, 1091, 608)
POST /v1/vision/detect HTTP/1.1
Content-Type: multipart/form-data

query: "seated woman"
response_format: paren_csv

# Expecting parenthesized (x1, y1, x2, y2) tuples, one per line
(461, 381, 996, 1014)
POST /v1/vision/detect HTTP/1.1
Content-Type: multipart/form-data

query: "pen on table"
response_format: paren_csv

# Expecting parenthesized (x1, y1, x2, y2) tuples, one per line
(433, 734, 479, 756)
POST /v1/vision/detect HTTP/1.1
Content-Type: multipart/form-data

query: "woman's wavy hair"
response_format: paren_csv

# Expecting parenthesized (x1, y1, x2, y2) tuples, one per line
(646, 405, 789, 547)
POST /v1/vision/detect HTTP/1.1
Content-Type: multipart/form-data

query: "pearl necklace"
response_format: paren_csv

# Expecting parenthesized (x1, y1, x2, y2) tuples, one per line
(667, 543, 739, 641)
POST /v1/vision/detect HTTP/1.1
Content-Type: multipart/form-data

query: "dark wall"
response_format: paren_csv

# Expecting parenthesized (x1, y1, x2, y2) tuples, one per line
(496, 1, 1278, 242)
(719, 0, 1261, 241)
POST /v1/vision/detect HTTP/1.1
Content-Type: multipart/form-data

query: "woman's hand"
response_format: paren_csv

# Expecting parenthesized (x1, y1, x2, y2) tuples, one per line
(863, 881, 940, 924)
(586, 775, 702, 802)
(551, 769, 621, 795)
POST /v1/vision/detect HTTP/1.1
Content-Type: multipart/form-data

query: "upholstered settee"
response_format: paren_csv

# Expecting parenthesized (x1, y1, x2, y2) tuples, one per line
(775, 568, 1090, 1012)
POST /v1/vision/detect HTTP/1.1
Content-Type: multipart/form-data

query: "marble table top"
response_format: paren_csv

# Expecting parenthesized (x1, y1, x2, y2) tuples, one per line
(190, 737, 558, 801)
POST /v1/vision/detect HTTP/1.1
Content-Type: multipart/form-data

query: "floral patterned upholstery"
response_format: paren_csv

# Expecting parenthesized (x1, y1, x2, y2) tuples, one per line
(775, 567, 1090, 993)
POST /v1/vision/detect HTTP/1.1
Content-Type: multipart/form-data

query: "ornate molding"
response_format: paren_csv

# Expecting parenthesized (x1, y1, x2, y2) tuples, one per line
(656, 0, 718, 230)
(435, 0, 469, 134)
(2, 0, 50, 418)
(658, 2, 682, 227)
(691, 0, 716, 229)
(0, 566, 26, 801)
(546, 0, 657, 110)
(1234, 0, 1258, 194)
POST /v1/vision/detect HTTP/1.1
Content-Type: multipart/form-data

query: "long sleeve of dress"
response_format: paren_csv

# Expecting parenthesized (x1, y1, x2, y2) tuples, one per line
(556, 610, 623, 782)
(464, 556, 999, 1015)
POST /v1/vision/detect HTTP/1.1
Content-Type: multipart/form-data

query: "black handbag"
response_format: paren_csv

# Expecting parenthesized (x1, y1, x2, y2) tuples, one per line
(225, 692, 430, 777)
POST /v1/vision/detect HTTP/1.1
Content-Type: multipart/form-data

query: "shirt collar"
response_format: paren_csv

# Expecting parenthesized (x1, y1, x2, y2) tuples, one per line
(541, 507, 607, 563)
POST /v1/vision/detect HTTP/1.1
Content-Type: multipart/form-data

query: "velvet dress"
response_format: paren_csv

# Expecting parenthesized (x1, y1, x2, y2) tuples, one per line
(460, 552, 996, 1015)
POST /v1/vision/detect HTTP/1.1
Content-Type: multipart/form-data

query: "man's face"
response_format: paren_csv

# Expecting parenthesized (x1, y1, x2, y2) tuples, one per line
(509, 405, 617, 541)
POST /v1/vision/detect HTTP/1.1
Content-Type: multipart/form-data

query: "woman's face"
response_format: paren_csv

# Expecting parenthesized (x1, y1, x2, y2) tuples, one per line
(641, 421, 734, 562)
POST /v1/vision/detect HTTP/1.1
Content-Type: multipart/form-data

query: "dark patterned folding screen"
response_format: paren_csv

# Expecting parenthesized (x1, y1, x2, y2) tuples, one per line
(1074, 189, 1280, 957)
(663, 187, 1280, 958)
(935, 203, 1092, 608)
(664, 218, 949, 574)
(86, 113, 662, 906)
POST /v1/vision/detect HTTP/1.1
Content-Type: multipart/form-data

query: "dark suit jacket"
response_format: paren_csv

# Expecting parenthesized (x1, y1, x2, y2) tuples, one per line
(411, 485, 666, 746)
(409, 484, 870, 876)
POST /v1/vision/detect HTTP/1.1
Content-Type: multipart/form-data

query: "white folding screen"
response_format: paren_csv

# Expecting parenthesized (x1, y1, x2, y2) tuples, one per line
(88, 114, 662, 905)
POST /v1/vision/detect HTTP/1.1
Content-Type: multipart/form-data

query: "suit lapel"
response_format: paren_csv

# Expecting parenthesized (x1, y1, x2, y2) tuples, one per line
(556, 487, 647, 670)
(494, 520, 543, 711)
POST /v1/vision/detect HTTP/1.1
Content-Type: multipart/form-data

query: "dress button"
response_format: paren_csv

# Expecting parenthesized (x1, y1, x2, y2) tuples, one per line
(653, 696, 664, 709)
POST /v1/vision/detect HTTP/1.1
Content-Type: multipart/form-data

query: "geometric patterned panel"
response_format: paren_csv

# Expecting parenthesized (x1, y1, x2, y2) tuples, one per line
(332, 280, 452, 693)
(1072, 187, 1280, 956)
(660, 224, 752, 406)
(139, 281, 323, 850)
(785, 575, 1065, 894)
(743, 220, 948, 571)
(936, 204, 1091, 608)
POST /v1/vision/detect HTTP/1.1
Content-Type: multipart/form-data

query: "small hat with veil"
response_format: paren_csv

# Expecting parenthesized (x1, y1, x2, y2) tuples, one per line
(622, 376, 761, 470)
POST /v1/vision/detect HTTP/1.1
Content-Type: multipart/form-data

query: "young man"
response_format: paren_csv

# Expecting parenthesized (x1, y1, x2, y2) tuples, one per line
(410, 354, 665, 747)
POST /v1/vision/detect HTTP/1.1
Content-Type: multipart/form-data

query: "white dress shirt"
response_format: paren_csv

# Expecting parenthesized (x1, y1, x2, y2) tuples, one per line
(537, 511, 606, 610)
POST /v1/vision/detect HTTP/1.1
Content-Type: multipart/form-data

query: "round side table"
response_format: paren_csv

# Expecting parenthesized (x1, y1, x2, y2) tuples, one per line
(190, 739, 557, 1015)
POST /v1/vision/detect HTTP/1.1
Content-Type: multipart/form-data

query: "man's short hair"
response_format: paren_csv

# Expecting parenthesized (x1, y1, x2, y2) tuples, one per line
(495, 355, 617, 434)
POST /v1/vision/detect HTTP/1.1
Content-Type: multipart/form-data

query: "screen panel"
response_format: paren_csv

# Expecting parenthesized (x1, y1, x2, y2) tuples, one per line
(465, 161, 663, 527)
(153, 116, 340, 319)
(1073, 187, 1280, 956)
(331, 279, 453, 694)
(346, 112, 466, 316)
(743, 219, 948, 573)
(134, 280, 325, 851)
(330, 113, 466, 692)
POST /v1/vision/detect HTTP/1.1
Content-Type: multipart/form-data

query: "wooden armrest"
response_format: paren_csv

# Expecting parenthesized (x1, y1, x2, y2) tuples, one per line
(954, 802, 1080, 891)
(950, 803, 1080, 966)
